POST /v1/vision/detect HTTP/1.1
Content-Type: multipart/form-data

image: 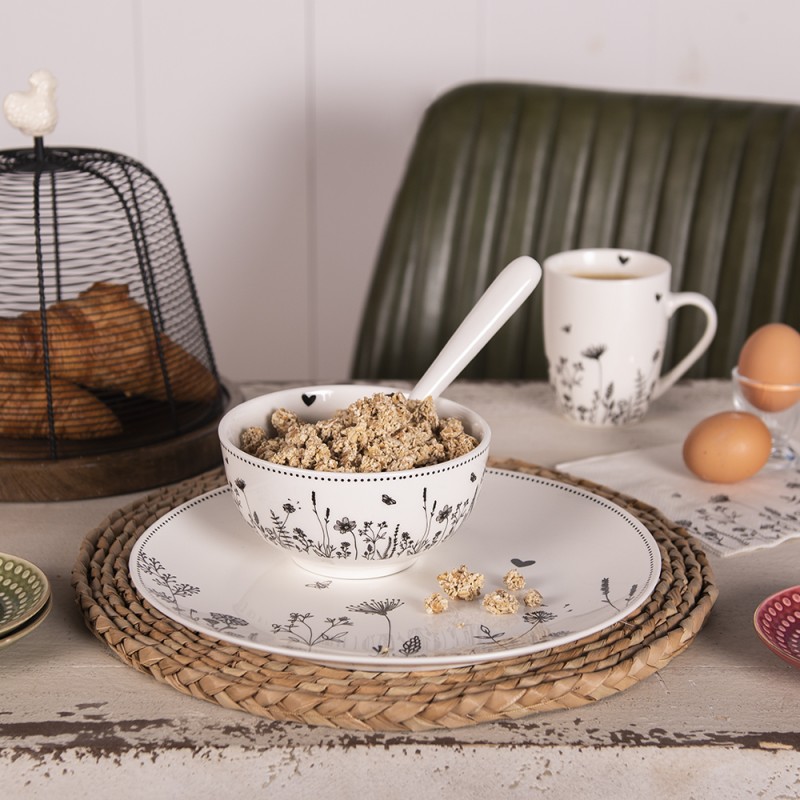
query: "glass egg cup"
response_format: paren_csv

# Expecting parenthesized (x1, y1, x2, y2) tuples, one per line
(732, 367, 800, 469)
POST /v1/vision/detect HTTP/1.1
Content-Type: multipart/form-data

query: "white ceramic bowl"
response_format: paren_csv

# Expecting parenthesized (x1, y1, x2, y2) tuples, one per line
(218, 384, 491, 579)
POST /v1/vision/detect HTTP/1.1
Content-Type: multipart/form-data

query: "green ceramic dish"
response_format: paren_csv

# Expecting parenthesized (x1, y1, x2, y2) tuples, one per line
(0, 596, 52, 651)
(0, 553, 50, 638)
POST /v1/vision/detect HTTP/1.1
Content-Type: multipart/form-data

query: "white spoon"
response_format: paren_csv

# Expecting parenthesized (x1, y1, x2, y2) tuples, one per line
(408, 256, 542, 401)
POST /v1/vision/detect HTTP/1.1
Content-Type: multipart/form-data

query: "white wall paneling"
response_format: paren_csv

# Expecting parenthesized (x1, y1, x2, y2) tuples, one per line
(0, 1, 139, 156)
(139, 1, 309, 382)
(1, 0, 800, 383)
(312, 0, 483, 380)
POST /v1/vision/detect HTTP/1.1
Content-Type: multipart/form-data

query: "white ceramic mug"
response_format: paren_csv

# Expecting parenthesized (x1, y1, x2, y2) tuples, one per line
(543, 248, 717, 426)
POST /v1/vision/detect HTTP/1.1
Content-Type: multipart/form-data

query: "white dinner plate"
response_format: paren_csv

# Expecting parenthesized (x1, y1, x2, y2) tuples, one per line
(130, 468, 661, 672)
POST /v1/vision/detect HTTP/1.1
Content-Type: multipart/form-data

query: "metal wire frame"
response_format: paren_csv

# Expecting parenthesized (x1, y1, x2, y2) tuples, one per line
(0, 141, 222, 459)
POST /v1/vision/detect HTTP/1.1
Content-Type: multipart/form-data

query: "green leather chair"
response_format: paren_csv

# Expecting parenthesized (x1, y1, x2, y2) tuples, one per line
(352, 82, 800, 381)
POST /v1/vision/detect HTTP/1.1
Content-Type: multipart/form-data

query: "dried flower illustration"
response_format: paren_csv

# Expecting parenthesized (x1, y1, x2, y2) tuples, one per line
(203, 612, 249, 633)
(136, 552, 199, 610)
(581, 345, 607, 360)
(271, 612, 352, 648)
(347, 598, 404, 654)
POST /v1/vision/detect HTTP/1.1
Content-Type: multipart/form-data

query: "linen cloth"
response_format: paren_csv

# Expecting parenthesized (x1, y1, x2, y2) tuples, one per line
(558, 443, 800, 557)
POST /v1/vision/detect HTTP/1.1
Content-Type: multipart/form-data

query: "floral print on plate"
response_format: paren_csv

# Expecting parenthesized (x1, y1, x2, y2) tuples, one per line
(130, 469, 660, 671)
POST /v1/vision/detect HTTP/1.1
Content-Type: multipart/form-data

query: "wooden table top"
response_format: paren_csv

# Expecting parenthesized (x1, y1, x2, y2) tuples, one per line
(1, 380, 798, 799)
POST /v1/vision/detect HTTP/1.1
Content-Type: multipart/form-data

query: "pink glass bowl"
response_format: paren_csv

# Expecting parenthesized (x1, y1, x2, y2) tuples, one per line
(754, 585, 800, 669)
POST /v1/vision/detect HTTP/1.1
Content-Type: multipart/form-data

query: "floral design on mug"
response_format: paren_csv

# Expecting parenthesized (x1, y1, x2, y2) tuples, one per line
(552, 343, 661, 425)
(544, 248, 717, 427)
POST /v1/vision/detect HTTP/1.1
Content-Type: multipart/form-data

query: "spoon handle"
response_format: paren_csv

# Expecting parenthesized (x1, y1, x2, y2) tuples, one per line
(409, 256, 542, 401)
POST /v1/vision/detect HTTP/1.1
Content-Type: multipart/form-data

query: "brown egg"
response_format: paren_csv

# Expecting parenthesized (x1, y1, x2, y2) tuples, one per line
(735, 370, 800, 414)
(683, 411, 772, 483)
(737, 323, 800, 412)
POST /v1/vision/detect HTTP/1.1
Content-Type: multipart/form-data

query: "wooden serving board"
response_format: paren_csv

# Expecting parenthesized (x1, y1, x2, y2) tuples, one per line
(0, 382, 242, 502)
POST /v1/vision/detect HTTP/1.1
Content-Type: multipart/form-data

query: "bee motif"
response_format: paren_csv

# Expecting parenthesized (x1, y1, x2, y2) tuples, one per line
(381, 494, 396, 505)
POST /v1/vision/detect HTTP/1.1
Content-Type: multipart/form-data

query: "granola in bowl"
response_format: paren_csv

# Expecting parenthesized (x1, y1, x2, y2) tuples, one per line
(239, 391, 477, 473)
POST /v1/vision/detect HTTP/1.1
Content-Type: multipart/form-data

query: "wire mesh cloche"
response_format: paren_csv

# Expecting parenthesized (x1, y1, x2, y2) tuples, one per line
(0, 71, 226, 496)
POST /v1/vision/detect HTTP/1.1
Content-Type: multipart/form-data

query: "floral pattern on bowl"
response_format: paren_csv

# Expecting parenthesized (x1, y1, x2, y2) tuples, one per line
(218, 384, 491, 579)
(228, 466, 482, 565)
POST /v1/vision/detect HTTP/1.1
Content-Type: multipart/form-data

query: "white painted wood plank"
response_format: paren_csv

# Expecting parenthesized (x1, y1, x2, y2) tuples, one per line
(139, 0, 309, 382)
(651, 0, 800, 103)
(484, 0, 800, 105)
(312, 0, 483, 381)
(482, 0, 655, 92)
(0, 2, 139, 158)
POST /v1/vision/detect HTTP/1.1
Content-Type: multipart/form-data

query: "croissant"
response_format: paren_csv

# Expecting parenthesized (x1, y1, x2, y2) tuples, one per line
(0, 282, 218, 403)
(0, 370, 122, 439)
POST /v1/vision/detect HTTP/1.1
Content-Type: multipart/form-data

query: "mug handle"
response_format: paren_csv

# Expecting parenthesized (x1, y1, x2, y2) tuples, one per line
(652, 292, 718, 399)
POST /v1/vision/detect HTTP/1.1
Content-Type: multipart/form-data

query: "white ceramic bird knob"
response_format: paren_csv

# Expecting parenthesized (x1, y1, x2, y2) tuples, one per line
(3, 70, 58, 139)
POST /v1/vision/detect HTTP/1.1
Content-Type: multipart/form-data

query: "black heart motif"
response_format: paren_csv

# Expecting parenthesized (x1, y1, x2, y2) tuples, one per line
(301, 393, 316, 406)
(618, 254, 630, 265)
(510, 558, 536, 568)
(655, 293, 662, 302)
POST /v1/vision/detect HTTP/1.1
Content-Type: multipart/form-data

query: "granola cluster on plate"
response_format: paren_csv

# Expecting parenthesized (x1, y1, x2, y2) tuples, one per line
(240, 391, 477, 473)
(425, 565, 544, 616)
(435, 564, 485, 602)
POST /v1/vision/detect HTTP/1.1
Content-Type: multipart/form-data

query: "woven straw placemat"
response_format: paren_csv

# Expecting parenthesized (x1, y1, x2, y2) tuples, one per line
(72, 458, 717, 731)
